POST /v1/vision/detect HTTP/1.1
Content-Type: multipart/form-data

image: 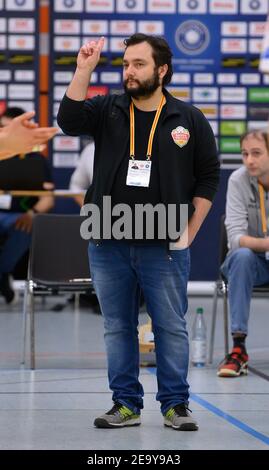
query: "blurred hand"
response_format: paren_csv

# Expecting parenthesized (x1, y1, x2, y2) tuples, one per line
(0, 111, 58, 160)
(15, 211, 34, 233)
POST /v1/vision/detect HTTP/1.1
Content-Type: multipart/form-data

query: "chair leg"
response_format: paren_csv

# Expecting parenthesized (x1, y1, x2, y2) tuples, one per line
(29, 285, 35, 370)
(223, 282, 229, 355)
(208, 283, 218, 364)
(21, 280, 29, 364)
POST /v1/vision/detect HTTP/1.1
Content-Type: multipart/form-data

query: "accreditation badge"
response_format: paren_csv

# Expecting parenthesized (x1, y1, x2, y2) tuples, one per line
(126, 160, 152, 187)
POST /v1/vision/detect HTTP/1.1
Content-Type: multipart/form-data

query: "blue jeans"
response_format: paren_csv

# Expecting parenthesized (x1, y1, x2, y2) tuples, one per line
(0, 212, 31, 276)
(88, 240, 190, 415)
(221, 248, 269, 335)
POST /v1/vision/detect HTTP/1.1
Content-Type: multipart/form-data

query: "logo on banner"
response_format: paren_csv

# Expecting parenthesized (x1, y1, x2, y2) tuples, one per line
(125, 0, 137, 8)
(249, 0, 261, 10)
(64, 0, 75, 7)
(171, 126, 190, 148)
(175, 20, 210, 55)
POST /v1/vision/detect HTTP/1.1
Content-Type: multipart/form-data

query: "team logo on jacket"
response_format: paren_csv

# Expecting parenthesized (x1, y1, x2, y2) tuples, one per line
(171, 126, 190, 148)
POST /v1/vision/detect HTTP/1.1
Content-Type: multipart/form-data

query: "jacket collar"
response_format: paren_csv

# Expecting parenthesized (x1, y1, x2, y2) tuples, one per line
(113, 88, 182, 119)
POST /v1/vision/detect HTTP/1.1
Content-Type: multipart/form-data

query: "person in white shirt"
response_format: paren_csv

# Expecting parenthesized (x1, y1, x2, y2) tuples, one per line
(69, 141, 94, 207)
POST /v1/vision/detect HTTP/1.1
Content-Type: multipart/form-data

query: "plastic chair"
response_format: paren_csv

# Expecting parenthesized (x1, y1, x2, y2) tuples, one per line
(209, 215, 269, 363)
(21, 214, 92, 369)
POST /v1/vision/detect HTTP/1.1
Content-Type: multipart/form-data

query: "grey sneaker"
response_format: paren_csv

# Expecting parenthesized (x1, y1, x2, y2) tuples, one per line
(164, 403, 199, 431)
(94, 402, 141, 428)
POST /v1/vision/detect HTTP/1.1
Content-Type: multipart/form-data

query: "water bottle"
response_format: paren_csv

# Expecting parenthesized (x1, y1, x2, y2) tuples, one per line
(191, 307, 207, 367)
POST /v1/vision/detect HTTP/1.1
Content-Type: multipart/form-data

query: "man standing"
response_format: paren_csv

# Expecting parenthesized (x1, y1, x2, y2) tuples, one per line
(57, 34, 219, 430)
(218, 130, 269, 377)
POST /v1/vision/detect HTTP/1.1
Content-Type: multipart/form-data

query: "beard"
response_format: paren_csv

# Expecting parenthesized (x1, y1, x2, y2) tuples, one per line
(123, 68, 160, 98)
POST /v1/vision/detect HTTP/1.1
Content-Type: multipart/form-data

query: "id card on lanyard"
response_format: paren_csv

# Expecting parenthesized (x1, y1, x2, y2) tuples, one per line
(126, 95, 165, 188)
(258, 183, 269, 260)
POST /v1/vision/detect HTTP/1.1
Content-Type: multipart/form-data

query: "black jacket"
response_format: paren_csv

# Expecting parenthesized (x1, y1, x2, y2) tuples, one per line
(57, 89, 219, 218)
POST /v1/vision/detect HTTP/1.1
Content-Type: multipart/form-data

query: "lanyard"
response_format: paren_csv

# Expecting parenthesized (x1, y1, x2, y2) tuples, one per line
(258, 183, 268, 236)
(129, 94, 166, 160)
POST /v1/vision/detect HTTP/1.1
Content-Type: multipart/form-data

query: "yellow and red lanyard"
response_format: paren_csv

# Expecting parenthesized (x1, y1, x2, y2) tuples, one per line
(129, 94, 166, 161)
(258, 183, 268, 237)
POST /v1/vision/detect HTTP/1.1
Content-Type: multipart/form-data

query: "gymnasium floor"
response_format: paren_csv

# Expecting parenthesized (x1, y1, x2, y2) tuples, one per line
(0, 289, 268, 451)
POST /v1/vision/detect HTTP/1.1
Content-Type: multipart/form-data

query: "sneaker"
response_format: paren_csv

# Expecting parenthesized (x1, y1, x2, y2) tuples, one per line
(217, 347, 248, 377)
(94, 402, 141, 428)
(164, 404, 199, 431)
(0, 273, 15, 304)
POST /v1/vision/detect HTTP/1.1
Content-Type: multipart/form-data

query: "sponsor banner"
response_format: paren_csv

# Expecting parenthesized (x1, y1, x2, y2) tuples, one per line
(193, 103, 218, 118)
(117, 0, 145, 13)
(221, 87, 246, 102)
(86, 85, 109, 98)
(8, 84, 34, 99)
(240, 0, 268, 15)
(193, 73, 214, 84)
(217, 73, 237, 84)
(248, 87, 269, 102)
(221, 38, 247, 53)
(54, 86, 67, 100)
(0, 19, 6, 32)
(53, 102, 60, 117)
(14, 70, 35, 81)
(110, 37, 125, 52)
(54, 36, 81, 52)
(54, 55, 77, 66)
(0, 35, 7, 49)
(82, 20, 108, 35)
(8, 35, 35, 50)
(137, 21, 164, 35)
(221, 57, 246, 67)
(259, 17, 269, 73)
(248, 106, 269, 119)
(167, 87, 190, 101)
(148, 0, 176, 14)
(240, 73, 260, 85)
(178, 0, 207, 14)
(53, 152, 79, 168)
(192, 87, 218, 101)
(54, 20, 81, 35)
(53, 136, 80, 151)
(0, 84, 6, 98)
(8, 100, 34, 111)
(100, 71, 121, 83)
(208, 120, 218, 135)
(5, 0, 34, 11)
(248, 120, 268, 130)
(54, 0, 84, 12)
(83, 37, 109, 52)
(110, 20, 136, 35)
(221, 21, 247, 36)
(175, 20, 210, 56)
(263, 75, 269, 84)
(171, 73, 190, 84)
(8, 18, 35, 33)
(0, 70, 11, 81)
(54, 71, 74, 83)
(249, 21, 265, 36)
(209, 0, 238, 14)
(86, 0, 114, 13)
(249, 39, 262, 54)
(0, 101, 6, 114)
(220, 137, 241, 153)
(220, 104, 247, 119)
(220, 120, 246, 135)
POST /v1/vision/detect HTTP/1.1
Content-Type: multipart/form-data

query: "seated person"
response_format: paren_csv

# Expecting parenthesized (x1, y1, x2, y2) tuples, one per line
(69, 141, 94, 207)
(218, 130, 269, 377)
(0, 107, 54, 303)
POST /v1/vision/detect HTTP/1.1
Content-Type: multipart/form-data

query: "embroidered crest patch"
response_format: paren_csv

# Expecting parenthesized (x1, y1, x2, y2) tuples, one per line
(171, 126, 190, 148)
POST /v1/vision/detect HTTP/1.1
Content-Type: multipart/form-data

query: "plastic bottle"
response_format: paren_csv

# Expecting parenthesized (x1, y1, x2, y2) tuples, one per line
(191, 307, 207, 367)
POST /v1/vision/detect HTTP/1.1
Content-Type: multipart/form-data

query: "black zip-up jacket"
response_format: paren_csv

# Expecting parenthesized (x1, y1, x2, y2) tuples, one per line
(57, 89, 219, 221)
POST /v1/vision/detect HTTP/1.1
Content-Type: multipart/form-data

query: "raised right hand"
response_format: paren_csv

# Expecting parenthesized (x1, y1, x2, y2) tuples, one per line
(77, 37, 105, 73)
